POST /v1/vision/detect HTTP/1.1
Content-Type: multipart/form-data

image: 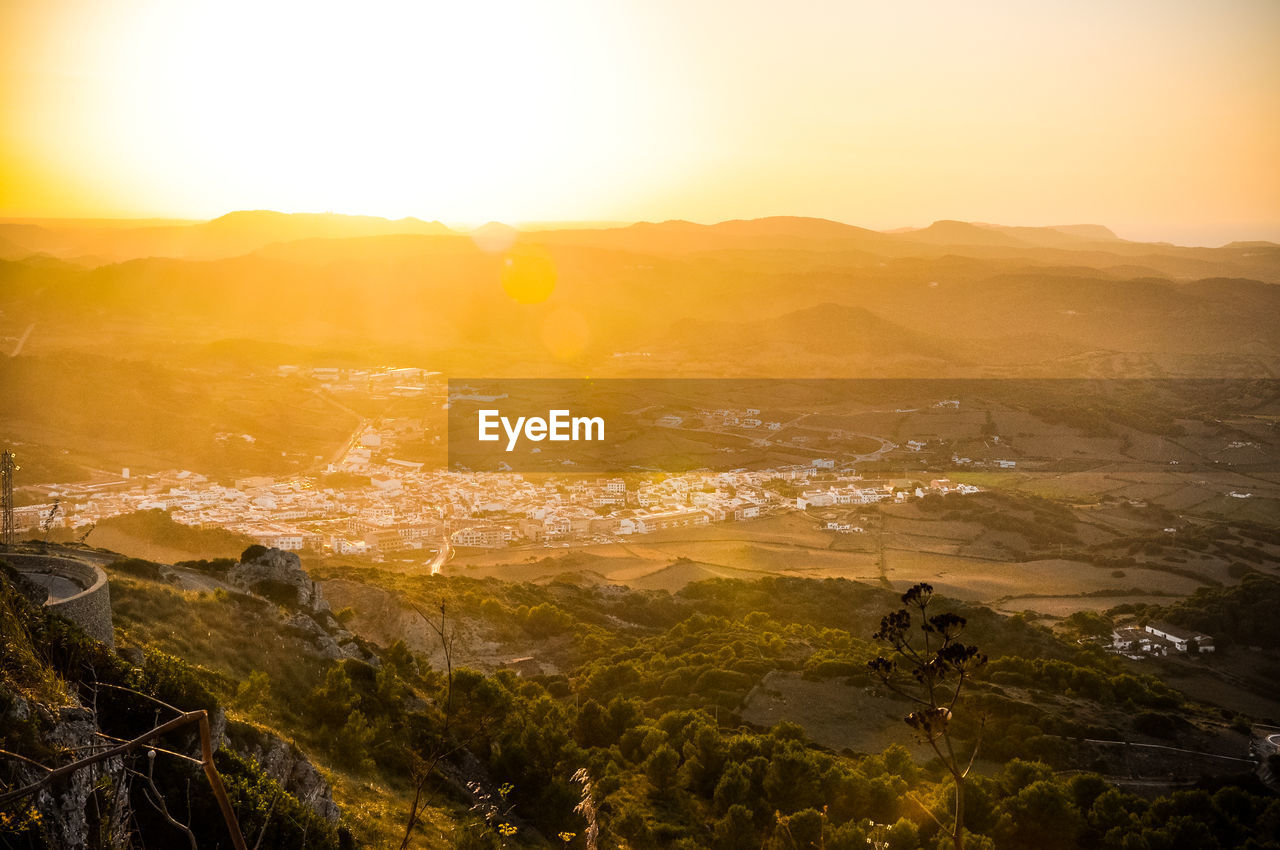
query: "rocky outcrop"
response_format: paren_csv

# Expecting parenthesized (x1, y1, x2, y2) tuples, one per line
(1, 697, 343, 839)
(2, 698, 127, 849)
(283, 612, 376, 664)
(227, 547, 329, 613)
(221, 548, 378, 664)
(224, 719, 340, 823)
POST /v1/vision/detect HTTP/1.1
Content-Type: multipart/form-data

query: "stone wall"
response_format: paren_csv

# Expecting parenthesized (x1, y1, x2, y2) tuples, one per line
(4, 553, 114, 647)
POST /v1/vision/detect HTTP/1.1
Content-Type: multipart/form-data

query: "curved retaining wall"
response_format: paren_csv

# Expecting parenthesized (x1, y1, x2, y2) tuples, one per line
(3, 553, 114, 647)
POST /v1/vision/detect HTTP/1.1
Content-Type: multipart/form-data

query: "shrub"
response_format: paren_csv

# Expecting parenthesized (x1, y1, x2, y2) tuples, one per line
(110, 557, 166, 580)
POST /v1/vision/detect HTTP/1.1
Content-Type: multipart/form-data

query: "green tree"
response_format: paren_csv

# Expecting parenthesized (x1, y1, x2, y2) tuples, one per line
(763, 746, 823, 813)
(999, 779, 1082, 849)
(771, 808, 823, 849)
(383, 639, 417, 679)
(233, 669, 271, 710)
(310, 664, 358, 727)
(713, 761, 752, 814)
(884, 817, 920, 850)
(575, 699, 611, 748)
(332, 711, 376, 772)
(644, 744, 680, 796)
(713, 805, 756, 850)
(869, 583, 987, 850)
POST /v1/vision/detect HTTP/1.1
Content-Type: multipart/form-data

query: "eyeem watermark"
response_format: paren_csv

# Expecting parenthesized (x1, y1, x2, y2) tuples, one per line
(478, 409, 605, 451)
(449, 377, 1280, 474)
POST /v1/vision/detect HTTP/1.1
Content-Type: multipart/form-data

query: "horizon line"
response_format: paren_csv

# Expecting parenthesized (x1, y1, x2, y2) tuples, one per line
(1, 210, 1277, 249)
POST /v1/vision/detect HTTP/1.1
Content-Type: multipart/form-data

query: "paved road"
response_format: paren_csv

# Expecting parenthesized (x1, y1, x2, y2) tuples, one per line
(10, 322, 34, 356)
(1083, 738, 1255, 764)
(307, 390, 369, 474)
(428, 539, 452, 575)
(672, 414, 898, 463)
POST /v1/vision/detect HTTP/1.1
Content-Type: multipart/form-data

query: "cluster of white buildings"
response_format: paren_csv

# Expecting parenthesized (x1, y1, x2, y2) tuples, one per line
(691, 407, 784, 431)
(444, 465, 789, 549)
(796, 477, 978, 509)
(277, 365, 440, 398)
(15, 411, 985, 558)
(1111, 622, 1216, 658)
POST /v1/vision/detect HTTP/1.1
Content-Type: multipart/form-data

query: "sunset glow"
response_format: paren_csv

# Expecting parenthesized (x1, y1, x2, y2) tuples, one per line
(4, 5, 1280, 846)
(2, 0, 1279, 243)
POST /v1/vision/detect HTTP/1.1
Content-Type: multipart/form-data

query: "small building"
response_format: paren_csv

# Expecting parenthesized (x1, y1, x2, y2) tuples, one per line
(796, 491, 834, 509)
(255, 533, 304, 551)
(450, 526, 512, 548)
(633, 509, 709, 534)
(1112, 626, 1163, 656)
(331, 538, 368, 555)
(1145, 621, 1215, 653)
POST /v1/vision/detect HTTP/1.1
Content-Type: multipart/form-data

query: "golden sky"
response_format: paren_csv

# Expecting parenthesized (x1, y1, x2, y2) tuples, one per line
(2, 0, 1277, 244)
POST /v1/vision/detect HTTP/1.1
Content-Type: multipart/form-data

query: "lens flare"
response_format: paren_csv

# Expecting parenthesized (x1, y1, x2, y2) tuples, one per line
(500, 248, 556, 304)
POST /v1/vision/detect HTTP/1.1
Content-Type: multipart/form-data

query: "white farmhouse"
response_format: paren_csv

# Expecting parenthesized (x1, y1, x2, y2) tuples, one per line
(1145, 622, 1215, 653)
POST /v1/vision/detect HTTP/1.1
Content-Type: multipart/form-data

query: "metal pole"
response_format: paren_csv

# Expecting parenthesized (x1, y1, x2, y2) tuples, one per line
(1, 450, 16, 546)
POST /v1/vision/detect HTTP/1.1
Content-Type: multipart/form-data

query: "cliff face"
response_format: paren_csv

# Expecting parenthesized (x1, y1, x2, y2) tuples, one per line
(220, 717, 340, 824)
(2, 697, 126, 848)
(0, 692, 341, 841)
(0, 548, 345, 847)
(229, 547, 380, 665)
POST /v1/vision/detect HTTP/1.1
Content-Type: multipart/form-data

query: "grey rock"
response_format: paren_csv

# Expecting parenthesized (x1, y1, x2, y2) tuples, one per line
(283, 612, 343, 659)
(338, 641, 366, 661)
(284, 612, 327, 638)
(315, 633, 345, 660)
(229, 724, 341, 823)
(23, 701, 125, 848)
(228, 548, 328, 612)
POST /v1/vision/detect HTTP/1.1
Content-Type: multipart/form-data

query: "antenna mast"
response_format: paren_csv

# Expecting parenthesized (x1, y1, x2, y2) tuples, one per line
(1, 451, 15, 546)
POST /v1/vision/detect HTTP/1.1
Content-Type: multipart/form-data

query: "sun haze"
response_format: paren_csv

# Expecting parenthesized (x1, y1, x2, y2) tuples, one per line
(1, 0, 1278, 244)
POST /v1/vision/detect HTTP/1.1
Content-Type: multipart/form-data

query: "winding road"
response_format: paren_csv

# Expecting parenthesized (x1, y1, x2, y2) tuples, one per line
(428, 538, 452, 575)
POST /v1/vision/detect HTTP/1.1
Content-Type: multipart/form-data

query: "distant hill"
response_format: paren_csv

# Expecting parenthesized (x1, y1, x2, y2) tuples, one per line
(688, 216, 885, 239)
(0, 211, 455, 263)
(890, 222, 1121, 245)
(536, 216, 898, 255)
(204, 210, 452, 242)
(890, 220, 1030, 247)
(532, 217, 1280, 281)
(0, 233, 34, 261)
(661, 304, 955, 375)
(1, 211, 1276, 282)
(667, 303, 930, 353)
(886, 220, 1121, 249)
(1, 212, 1278, 381)
(978, 223, 1121, 247)
(1040, 223, 1120, 240)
